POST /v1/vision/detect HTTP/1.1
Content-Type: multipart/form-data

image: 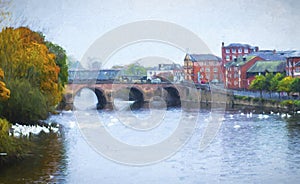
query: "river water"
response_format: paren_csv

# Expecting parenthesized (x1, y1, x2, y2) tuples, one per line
(1, 107, 300, 183)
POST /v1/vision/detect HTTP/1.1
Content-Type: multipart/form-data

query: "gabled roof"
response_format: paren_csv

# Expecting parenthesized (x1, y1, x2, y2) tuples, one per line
(248, 51, 286, 61)
(186, 54, 221, 62)
(224, 56, 257, 68)
(247, 60, 286, 73)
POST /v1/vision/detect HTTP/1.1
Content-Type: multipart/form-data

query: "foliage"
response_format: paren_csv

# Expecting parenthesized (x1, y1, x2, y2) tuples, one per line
(265, 73, 274, 95)
(278, 76, 294, 96)
(249, 75, 266, 98)
(1, 79, 48, 124)
(0, 118, 31, 165)
(45, 41, 68, 87)
(123, 63, 147, 76)
(280, 100, 294, 107)
(290, 77, 300, 94)
(270, 73, 284, 93)
(0, 27, 67, 123)
(294, 100, 300, 108)
(0, 68, 9, 100)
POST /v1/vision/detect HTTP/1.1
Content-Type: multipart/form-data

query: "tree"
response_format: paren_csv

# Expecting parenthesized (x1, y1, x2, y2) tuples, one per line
(265, 73, 274, 97)
(0, 68, 9, 101)
(45, 42, 68, 87)
(249, 75, 267, 98)
(0, 27, 67, 123)
(270, 73, 284, 98)
(2, 79, 48, 124)
(278, 76, 294, 96)
(290, 77, 300, 96)
(124, 63, 147, 76)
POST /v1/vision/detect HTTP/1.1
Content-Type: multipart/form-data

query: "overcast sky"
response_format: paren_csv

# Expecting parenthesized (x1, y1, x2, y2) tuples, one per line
(6, 0, 300, 67)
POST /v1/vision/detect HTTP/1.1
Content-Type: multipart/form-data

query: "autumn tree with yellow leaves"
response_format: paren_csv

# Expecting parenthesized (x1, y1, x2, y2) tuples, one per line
(0, 27, 67, 124)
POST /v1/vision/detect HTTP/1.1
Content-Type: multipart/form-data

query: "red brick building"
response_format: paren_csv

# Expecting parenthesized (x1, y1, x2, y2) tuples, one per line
(286, 51, 300, 78)
(224, 56, 263, 89)
(221, 42, 259, 65)
(184, 54, 222, 84)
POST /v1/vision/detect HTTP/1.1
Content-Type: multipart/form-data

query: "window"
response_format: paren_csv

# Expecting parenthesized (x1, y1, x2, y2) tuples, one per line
(238, 48, 242, 53)
(226, 55, 230, 61)
(232, 49, 236, 53)
(226, 49, 230, 53)
(244, 48, 248, 53)
(205, 68, 210, 72)
(214, 74, 218, 79)
(213, 67, 218, 72)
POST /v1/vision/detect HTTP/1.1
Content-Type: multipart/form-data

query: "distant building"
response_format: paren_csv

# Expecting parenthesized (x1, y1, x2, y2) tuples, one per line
(147, 63, 184, 83)
(183, 54, 222, 84)
(221, 42, 259, 65)
(224, 56, 263, 89)
(286, 51, 300, 78)
(224, 55, 287, 89)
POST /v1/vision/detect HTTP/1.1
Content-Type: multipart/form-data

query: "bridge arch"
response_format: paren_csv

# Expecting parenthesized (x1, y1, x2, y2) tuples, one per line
(163, 86, 181, 107)
(94, 88, 107, 109)
(74, 87, 107, 110)
(128, 87, 144, 109)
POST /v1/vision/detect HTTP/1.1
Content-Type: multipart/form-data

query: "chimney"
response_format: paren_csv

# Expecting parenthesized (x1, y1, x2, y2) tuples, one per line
(222, 42, 224, 47)
(273, 49, 276, 54)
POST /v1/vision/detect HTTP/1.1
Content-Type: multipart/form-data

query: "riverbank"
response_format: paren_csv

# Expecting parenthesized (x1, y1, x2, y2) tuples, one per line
(0, 119, 60, 167)
(229, 95, 300, 114)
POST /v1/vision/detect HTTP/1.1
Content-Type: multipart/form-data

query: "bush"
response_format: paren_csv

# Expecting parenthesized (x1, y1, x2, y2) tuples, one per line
(242, 96, 251, 101)
(0, 118, 31, 165)
(294, 100, 300, 108)
(234, 95, 244, 100)
(0, 79, 48, 124)
(280, 100, 294, 107)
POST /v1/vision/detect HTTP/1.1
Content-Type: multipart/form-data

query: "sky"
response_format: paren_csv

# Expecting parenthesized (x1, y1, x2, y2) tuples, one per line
(5, 0, 300, 68)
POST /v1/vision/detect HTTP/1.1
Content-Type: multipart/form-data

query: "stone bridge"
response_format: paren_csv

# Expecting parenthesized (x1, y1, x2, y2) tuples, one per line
(62, 82, 201, 110)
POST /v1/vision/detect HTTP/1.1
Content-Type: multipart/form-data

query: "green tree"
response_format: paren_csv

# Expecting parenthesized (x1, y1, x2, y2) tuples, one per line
(45, 41, 68, 87)
(124, 63, 146, 76)
(278, 76, 294, 97)
(265, 73, 274, 97)
(249, 75, 267, 98)
(290, 77, 300, 96)
(2, 79, 48, 124)
(270, 73, 284, 98)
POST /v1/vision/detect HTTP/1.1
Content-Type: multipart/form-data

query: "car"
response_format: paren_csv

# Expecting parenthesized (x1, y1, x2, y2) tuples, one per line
(151, 78, 161, 84)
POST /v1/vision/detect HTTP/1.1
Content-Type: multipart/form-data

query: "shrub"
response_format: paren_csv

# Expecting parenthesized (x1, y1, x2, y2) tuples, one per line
(280, 100, 294, 107)
(0, 79, 48, 124)
(0, 118, 31, 165)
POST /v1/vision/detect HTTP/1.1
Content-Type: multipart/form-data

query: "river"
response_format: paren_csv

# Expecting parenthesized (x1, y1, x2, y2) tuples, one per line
(1, 107, 300, 183)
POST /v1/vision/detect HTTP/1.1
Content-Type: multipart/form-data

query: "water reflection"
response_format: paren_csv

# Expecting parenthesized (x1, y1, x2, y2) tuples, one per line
(1, 108, 300, 183)
(0, 132, 67, 184)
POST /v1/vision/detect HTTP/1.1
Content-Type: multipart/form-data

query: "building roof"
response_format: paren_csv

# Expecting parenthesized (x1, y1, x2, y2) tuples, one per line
(187, 54, 221, 62)
(247, 60, 286, 73)
(224, 56, 257, 68)
(286, 50, 300, 58)
(248, 51, 286, 61)
(224, 43, 258, 49)
(295, 62, 300, 67)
